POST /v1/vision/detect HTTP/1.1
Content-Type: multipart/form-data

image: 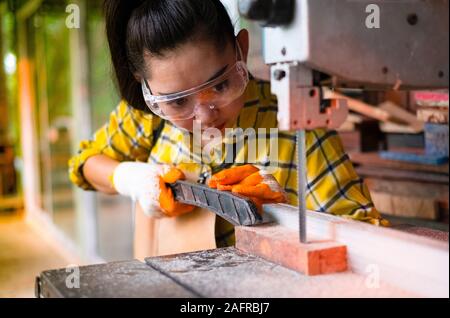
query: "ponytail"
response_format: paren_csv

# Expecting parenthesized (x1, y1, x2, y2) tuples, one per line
(104, 0, 148, 111)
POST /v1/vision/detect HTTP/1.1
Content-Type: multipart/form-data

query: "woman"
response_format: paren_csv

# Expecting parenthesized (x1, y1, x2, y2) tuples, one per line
(69, 0, 386, 258)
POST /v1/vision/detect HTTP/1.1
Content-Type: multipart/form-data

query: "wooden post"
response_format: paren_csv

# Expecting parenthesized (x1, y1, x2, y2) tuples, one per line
(17, 17, 41, 214)
(69, 0, 99, 260)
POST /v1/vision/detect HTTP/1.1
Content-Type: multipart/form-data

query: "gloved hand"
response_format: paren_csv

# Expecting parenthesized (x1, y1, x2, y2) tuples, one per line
(208, 165, 288, 213)
(112, 162, 195, 218)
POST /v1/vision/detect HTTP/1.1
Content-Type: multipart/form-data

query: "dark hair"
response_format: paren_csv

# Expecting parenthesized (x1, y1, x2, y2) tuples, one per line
(104, 0, 236, 112)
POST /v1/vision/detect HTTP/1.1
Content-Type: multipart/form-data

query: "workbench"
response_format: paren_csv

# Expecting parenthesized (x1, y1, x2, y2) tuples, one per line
(35, 247, 415, 298)
(35, 203, 449, 298)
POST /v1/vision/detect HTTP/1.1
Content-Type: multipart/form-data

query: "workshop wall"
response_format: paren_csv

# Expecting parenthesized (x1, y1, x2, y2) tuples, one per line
(0, 0, 133, 263)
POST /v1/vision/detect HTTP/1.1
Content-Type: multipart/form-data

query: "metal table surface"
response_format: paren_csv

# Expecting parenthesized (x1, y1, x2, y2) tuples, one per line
(36, 247, 414, 298)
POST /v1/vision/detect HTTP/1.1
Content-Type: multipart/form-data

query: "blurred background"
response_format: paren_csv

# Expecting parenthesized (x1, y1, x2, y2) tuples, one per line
(0, 0, 136, 297)
(0, 0, 269, 297)
(0, 0, 448, 298)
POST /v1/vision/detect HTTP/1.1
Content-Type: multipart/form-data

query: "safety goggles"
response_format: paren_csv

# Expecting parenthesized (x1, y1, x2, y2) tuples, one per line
(141, 44, 249, 121)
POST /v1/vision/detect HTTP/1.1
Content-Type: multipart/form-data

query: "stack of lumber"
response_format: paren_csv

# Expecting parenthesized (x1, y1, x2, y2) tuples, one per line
(415, 91, 449, 124)
(327, 89, 425, 134)
(328, 89, 449, 224)
(350, 152, 448, 223)
(330, 90, 425, 154)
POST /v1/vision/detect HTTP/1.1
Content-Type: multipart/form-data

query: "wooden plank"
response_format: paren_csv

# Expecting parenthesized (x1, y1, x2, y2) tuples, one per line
(38, 260, 197, 298)
(349, 152, 449, 174)
(325, 89, 391, 122)
(378, 101, 424, 132)
(379, 151, 448, 166)
(364, 178, 448, 220)
(263, 204, 449, 297)
(417, 107, 449, 124)
(370, 191, 439, 220)
(364, 178, 449, 202)
(235, 225, 347, 275)
(355, 166, 449, 184)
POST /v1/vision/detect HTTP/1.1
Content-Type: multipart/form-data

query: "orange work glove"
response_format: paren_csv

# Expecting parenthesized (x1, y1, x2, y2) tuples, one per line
(208, 164, 288, 213)
(112, 162, 195, 218)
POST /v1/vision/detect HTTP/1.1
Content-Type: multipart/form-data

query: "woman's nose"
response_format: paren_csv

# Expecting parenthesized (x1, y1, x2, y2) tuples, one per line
(193, 103, 219, 125)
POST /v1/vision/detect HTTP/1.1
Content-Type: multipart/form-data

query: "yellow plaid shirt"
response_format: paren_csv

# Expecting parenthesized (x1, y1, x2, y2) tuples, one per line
(69, 78, 386, 247)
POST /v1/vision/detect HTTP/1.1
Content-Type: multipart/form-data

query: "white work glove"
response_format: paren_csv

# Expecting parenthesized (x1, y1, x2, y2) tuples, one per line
(112, 162, 195, 218)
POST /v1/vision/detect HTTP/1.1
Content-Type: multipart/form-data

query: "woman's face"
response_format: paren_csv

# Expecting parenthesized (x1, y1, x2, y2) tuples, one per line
(142, 30, 249, 134)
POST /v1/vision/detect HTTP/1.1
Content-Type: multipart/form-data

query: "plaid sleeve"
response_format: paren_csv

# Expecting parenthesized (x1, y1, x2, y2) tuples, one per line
(275, 129, 389, 226)
(68, 101, 160, 191)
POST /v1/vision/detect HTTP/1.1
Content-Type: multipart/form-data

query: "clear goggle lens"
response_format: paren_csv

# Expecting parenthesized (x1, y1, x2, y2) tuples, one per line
(142, 61, 249, 121)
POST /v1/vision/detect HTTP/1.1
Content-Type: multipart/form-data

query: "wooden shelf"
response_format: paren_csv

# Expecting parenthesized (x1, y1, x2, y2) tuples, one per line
(349, 152, 449, 174)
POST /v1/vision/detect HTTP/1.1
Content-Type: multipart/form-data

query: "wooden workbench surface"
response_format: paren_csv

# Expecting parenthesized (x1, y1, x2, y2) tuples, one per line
(36, 248, 415, 298)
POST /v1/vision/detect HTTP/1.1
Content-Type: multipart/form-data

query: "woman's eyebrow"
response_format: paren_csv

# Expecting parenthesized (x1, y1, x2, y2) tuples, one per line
(206, 64, 229, 82)
(157, 64, 228, 95)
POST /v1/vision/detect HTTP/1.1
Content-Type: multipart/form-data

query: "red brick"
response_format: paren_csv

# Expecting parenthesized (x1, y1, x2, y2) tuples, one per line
(235, 225, 347, 276)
